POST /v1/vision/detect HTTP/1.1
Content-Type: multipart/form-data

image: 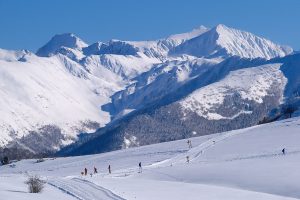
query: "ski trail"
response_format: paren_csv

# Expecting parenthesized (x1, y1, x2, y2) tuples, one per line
(187, 128, 257, 161)
(71, 125, 297, 181)
(222, 149, 300, 162)
(48, 177, 125, 200)
(150, 127, 254, 167)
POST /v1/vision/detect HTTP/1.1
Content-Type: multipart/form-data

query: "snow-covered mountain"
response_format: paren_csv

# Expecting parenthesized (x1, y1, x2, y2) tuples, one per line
(0, 24, 297, 158)
(171, 24, 293, 59)
(94, 25, 209, 60)
(106, 57, 220, 119)
(0, 49, 122, 152)
(36, 33, 88, 58)
(179, 63, 286, 120)
(62, 54, 300, 156)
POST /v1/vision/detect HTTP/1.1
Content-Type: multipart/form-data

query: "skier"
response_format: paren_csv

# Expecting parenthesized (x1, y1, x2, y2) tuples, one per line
(94, 166, 98, 174)
(187, 140, 192, 149)
(282, 148, 286, 155)
(138, 162, 142, 173)
(108, 165, 111, 174)
(84, 168, 87, 176)
(186, 156, 190, 163)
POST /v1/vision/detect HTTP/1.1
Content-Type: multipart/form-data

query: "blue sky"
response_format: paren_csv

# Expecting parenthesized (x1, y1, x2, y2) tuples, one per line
(0, 0, 299, 51)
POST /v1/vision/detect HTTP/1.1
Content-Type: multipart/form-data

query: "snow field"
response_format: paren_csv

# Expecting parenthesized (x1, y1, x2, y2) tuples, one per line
(1, 117, 300, 199)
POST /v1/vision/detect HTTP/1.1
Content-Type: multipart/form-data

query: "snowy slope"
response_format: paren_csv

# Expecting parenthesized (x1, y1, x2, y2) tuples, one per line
(104, 59, 285, 124)
(1, 117, 300, 199)
(0, 50, 122, 149)
(0, 48, 30, 61)
(172, 24, 293, 59)
(107, 57, 220, 118)
(0, 175, 74, 200)
(96, 25, 209, 60)
(81, 53, 160, 80)
(180, 63, 287, 120)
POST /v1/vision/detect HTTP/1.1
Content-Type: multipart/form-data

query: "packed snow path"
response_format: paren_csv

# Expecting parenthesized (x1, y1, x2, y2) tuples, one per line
(152, 126, 253, 166)
(48, 177, 125, 200)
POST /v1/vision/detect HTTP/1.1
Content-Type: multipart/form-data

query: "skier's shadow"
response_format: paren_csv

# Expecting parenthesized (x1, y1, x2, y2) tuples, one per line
(6, 189, 28, 193)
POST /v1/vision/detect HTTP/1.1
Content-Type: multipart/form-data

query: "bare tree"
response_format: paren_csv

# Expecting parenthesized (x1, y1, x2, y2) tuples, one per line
(25, 175, 45, 193)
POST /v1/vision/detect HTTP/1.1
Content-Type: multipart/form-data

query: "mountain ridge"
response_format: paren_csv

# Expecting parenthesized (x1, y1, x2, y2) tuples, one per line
(171, 24, 293, 59)
(0, 24, 297, 158)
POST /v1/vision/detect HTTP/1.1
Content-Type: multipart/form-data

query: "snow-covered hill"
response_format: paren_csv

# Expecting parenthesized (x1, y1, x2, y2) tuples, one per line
(1, 117, 300, 200)
(0, 24, 296, 157)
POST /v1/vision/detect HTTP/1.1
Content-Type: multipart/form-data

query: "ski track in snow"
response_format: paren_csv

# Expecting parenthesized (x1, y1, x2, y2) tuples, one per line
(48, 177, 125, 200)
(154, 127, 300, 167)
(95, 124, 298, 180)
(151, 126, 252, 166)
(101, 125, 296, 181)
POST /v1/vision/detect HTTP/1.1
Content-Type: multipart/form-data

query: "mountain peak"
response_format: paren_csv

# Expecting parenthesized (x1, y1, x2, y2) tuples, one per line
(36, 33, 88, 57)
(171, 24, 293, 59)
(215, 23, 227, 29)
(213, 24, 231, 33)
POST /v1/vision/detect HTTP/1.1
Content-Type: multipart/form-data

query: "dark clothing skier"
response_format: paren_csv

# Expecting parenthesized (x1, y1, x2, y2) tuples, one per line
(187, 140, 192, 149)
(94, 167, 98, 174)
(186, 156, 190, 163)
(84, 168, 87, 176)
(139, 162, 142, 173)
(108, 165, 111, 174)
(282, 148, 285, 155)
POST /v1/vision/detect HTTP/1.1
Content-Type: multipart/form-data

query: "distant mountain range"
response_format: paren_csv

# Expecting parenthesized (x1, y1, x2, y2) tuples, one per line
(0, 24, 299, 159)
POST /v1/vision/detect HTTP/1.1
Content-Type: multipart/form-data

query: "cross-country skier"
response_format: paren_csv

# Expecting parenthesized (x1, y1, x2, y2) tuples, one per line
(282, 148, 286, 155)
(186, 156, 190, 163)
(94, 166, 98, 174)
(187, 140, 192, 149)
(108, 165, 111, 174)
(84, 168, 87, 176)
(139, 162, 142, 173)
